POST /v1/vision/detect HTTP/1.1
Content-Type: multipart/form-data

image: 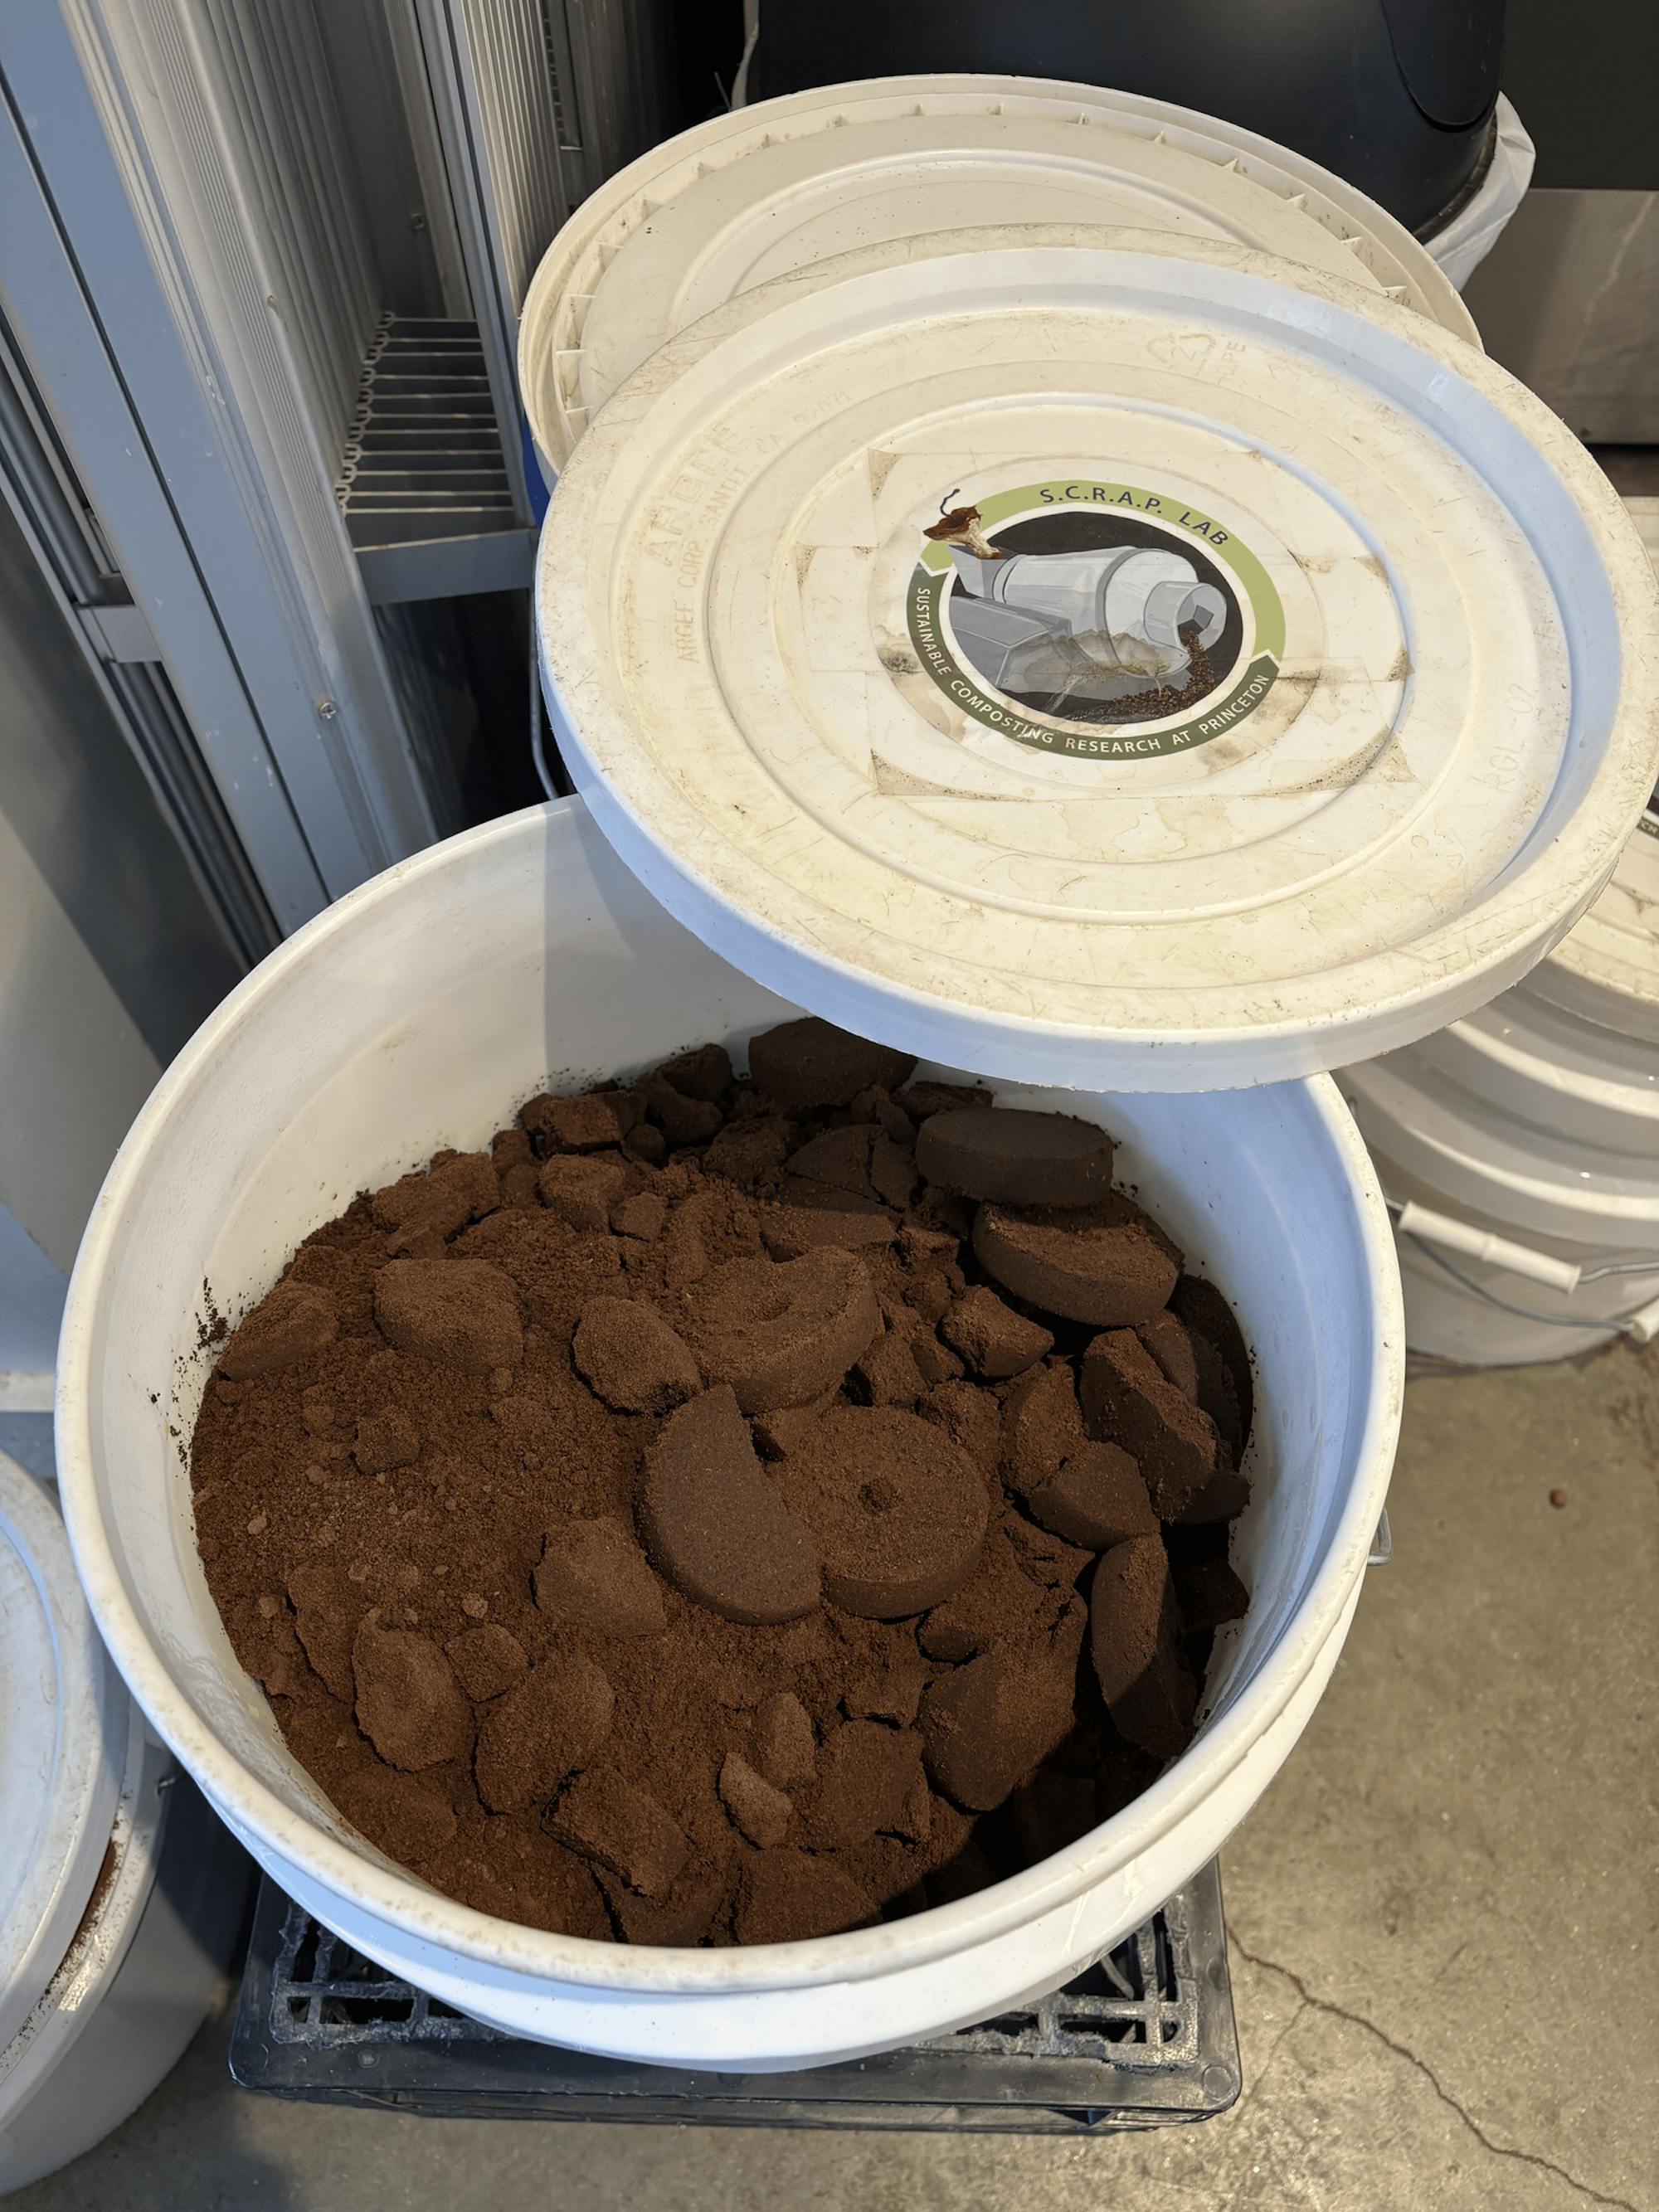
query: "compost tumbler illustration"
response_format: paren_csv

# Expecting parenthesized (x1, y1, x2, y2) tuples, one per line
(926, 502, 1229, 711)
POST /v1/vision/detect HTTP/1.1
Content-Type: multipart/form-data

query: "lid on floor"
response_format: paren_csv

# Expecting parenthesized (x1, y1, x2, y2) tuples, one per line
(538, 240, 1659, 1095)
(0, 1453, 127, 2060)
(518, 73, 1473, 476)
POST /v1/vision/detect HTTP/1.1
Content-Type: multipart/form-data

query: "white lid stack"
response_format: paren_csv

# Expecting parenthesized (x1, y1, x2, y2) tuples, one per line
(1336, 495, 1659, 1363)
(518, 73, 1659, 1352)
(519, 74, 1475, 480)
(1527, 498, 1659, 1046)
(537, 239, 1658, 1092)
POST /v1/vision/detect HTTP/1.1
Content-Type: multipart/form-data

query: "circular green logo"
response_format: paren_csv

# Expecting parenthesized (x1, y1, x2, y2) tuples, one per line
(904, 479, 1285, 761)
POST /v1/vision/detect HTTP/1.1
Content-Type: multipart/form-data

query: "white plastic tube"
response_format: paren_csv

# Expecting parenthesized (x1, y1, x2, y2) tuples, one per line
(1395, 1200, 1584, 1291)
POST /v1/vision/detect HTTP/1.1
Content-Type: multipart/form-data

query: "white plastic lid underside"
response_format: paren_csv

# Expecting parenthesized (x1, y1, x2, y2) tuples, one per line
(0, 1456, 125, 2059)
(538, 245, 1659, 1092)
(520, 74, 1473, 470)
(1534, 495, 1659, 1036)
(575, 112, 1404, 425)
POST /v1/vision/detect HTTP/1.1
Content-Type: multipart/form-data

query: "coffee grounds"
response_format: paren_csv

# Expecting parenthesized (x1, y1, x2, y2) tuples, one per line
(1136, 1310, 1199, 1400)
(768, 1406, 988, 1620)
(533, 1515, 668, 1638)
(1170, 1273, 1253, 1463)
(571, 1297, 700, 1415)
(747, 1017, 916, 1111)
(1088, 1538, 1197, 1762)
(191, 1021, 1254, 1947)
(641, 1388, 822, 1625)
(1080, 1330, 1223, 1517)
(751, 1691, 816, 1787)
(973, 1195, 1182, 1326)
(718, 1752, 793, 1848)
(1024, 1441, 1158, 1552)
(680, 1249, 879, 1413)
(547, 1766, 689, 1898)
(939, 1285, 1053, 1380)
(916, 1106, 1116, 1211)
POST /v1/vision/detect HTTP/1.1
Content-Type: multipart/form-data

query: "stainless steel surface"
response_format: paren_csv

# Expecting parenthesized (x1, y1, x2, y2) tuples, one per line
(0, 325, 278, 968)
(339, 317, 516, 544)
(0, 482, 251, 1264)
(314, 0, 472, 321)
(360, 528, 536, 603)
(187, 0, 383, 467)
(411, 0, 542, 529)
(1462, 187, 1659, 441)
(2, 3, 445, 920)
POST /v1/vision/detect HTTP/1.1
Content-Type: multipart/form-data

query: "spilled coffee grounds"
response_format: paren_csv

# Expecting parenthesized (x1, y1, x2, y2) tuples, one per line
(192, 1018, 1252, 1947)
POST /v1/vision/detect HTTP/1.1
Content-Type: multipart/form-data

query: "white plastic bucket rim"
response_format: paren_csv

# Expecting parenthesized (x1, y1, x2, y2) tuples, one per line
(1357, 1137, 1659, 1366)
(56, 798, 1403, 2007)
(538, 239, 1659, 1093)
(0, 1701, 162, 2145)
(518, 70, 1474, 479)
(566, 114, 1431, 438)
(0, 1457, 127, 2063)
(1529, 498, 1659, 1038)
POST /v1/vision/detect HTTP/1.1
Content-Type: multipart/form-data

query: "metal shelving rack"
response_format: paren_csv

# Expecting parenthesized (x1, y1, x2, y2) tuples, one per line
(1, 0, 675, 938)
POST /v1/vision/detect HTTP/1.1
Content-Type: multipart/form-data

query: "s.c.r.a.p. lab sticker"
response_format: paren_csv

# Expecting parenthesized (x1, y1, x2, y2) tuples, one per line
(903, 479, 1285, 761)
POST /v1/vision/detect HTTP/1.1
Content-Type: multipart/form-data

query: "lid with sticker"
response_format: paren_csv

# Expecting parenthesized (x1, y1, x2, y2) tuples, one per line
(518, 72, 1475, 477)
(537, 240, 1659, 1093)
(1525, 499, 1659, 1044)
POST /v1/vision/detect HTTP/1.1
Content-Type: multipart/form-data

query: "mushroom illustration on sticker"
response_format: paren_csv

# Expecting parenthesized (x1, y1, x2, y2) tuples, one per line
(922, 494, 1007, 563)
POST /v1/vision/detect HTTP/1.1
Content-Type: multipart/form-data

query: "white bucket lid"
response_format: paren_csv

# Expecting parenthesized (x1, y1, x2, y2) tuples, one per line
(518, 72, 1475, 474)
(1528, 498, 1659, 1043)
(0, 1456, 126, 2059)
(538, 239, 1659, 1093)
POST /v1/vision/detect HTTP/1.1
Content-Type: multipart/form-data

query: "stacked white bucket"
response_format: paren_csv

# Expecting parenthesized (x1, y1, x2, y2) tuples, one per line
(0, 1455, 246, 2190)
(1339, 510, 1659, 1364)
(52, 75, 1659, 2073)
(518, 70, 1477, 481)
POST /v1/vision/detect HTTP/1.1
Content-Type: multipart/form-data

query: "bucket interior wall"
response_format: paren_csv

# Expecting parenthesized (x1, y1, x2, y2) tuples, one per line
(66, 800, 1389, 2046)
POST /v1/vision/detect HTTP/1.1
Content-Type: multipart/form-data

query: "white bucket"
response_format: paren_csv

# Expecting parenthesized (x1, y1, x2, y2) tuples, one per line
(0, 1457, 248, 2191)
(518, 73, 1475, 481)
(56, 798, 1400, 2071)
(1337, 501, 1659, 1368)
(1338, 984, 1659, 1364)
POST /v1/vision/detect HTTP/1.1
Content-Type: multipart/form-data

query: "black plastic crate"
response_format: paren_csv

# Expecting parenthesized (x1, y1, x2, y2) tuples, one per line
(231, 1863, 1238, 2134)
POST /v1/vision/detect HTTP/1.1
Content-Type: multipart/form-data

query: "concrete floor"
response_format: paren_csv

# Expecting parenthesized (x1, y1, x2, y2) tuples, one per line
(12, 1341, 1657, 2211)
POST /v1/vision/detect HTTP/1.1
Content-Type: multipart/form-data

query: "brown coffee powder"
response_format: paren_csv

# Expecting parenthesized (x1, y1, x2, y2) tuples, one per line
(191, 1025, 1253, 1947)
